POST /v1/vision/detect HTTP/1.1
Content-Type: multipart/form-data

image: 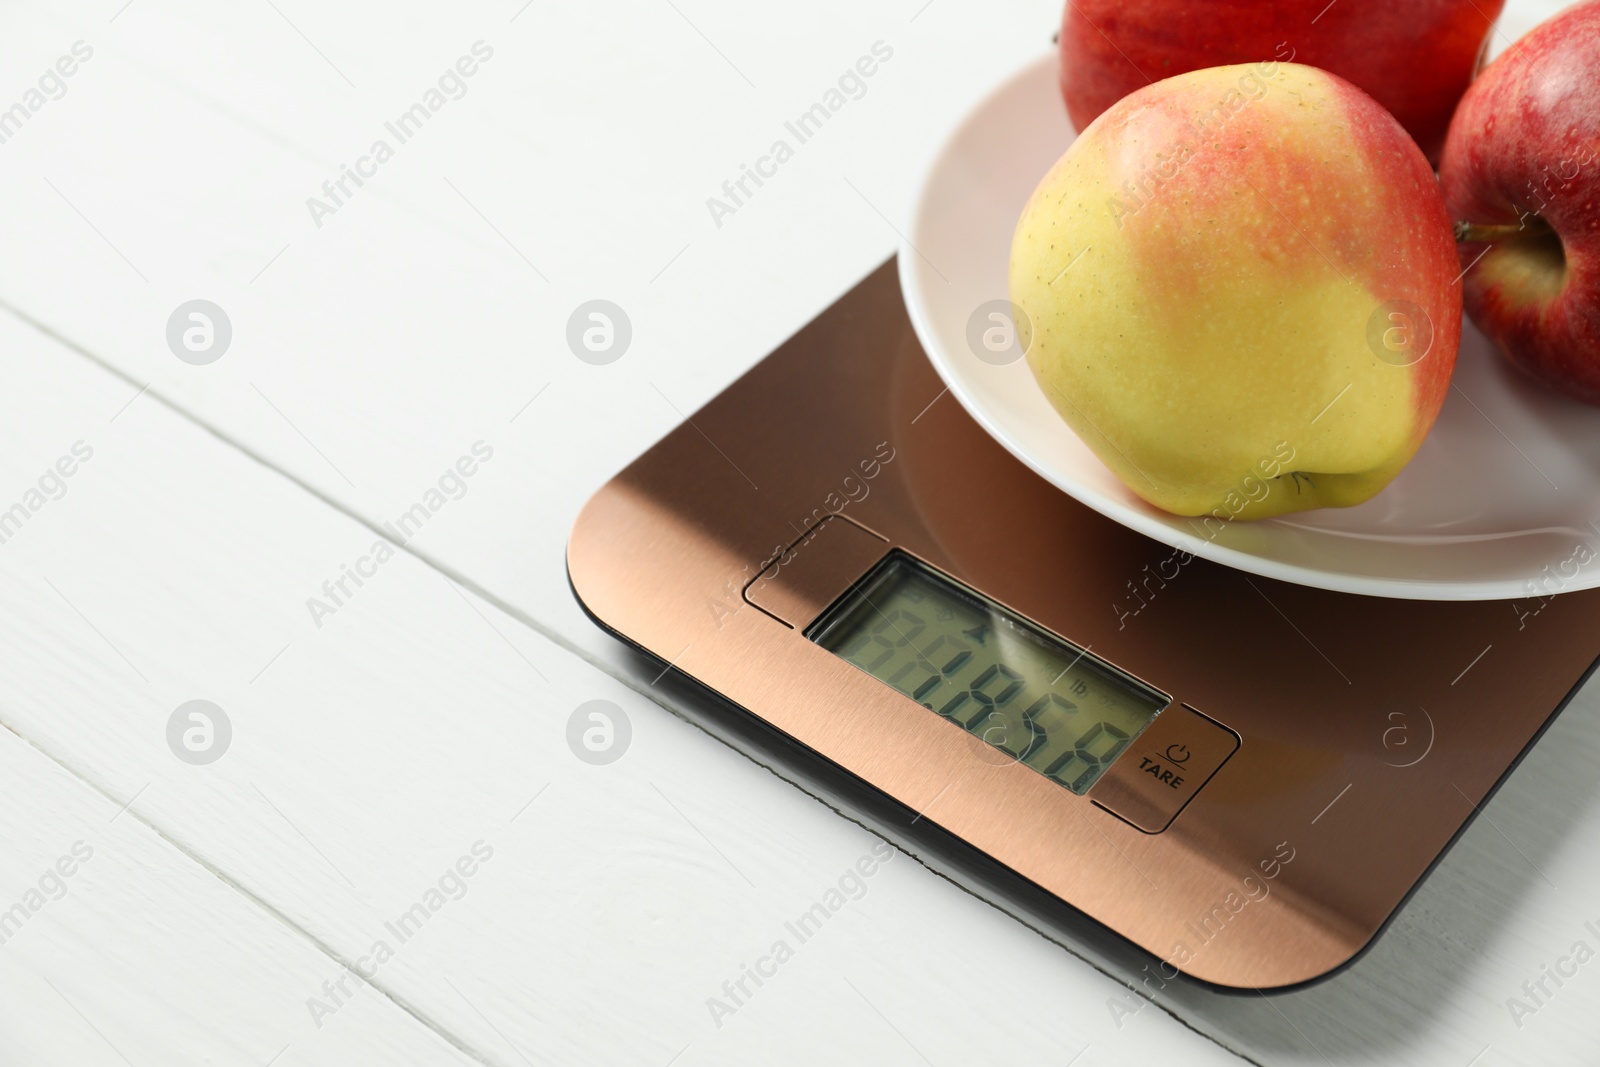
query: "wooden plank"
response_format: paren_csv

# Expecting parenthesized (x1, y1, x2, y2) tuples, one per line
(0, 727, 485, 1066)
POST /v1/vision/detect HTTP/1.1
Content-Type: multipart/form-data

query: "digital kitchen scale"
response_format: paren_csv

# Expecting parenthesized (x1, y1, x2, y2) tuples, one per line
(567, 259, 1600, 991)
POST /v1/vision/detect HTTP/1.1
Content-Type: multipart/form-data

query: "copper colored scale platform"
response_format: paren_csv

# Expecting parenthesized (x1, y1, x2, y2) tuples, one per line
(568, 259, 1600, 991)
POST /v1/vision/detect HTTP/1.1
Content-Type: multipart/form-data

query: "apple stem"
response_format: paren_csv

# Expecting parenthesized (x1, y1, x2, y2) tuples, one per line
(1454, 219, 1549, 244)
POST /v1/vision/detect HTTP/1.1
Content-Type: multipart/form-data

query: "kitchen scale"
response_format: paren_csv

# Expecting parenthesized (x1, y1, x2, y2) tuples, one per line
(567, 259, 1600, 992)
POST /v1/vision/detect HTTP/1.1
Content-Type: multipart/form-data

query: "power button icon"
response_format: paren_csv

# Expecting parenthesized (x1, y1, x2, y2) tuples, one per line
(1090, 705, 1239, 833)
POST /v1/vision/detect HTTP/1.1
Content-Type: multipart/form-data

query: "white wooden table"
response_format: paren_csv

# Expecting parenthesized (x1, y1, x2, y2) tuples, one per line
(0, 0, 1594, 1063)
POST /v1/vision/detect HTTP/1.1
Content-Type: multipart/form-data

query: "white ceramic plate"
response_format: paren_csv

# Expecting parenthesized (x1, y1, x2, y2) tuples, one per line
(899, 52, 1600, 601)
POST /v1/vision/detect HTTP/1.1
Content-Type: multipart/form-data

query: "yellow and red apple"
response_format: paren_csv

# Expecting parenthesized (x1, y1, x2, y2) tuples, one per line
(1439, 0, 1600, 404)
(1010, 62, 1461, 520)
(1059, 0, 1505, 165)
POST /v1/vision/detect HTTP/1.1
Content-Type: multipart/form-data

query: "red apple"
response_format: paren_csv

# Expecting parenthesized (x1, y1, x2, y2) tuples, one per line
(1438, 0, 1600, 405)
(1059, 0, 1505, 164)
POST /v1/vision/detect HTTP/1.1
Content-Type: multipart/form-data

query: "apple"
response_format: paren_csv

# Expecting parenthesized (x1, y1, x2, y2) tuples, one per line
(1438, 0, 1600, 405)
(1009, 62, 1461, 521)
(1059, 0, 1505, 164)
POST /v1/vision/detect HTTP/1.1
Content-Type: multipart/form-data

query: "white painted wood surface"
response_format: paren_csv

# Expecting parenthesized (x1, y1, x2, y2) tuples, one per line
(0, 0, 1594, 1063)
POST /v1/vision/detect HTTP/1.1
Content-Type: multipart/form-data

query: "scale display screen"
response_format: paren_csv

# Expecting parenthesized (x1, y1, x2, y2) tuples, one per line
(808, 553, 1168, 795)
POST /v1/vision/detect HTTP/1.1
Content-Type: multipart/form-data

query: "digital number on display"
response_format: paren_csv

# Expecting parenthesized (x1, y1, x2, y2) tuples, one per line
(808, 554, 1167, 795)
